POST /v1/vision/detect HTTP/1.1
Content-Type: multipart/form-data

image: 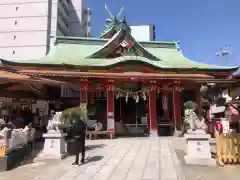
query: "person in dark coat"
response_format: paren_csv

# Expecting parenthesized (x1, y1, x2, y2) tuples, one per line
(68, 112, 87, 166)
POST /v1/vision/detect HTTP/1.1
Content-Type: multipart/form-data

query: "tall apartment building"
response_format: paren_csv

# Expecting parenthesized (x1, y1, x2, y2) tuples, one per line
(0, 0, 91, 60)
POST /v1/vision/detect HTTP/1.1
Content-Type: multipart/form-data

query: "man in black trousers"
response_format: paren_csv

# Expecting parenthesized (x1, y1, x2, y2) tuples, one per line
(68, 112, 87, 166)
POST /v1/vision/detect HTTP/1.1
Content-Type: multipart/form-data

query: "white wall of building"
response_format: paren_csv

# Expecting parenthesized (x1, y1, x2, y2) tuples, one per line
(0, 0, 91, 61)
(0, 1, 50, 60)
(130, 25, 156, 41)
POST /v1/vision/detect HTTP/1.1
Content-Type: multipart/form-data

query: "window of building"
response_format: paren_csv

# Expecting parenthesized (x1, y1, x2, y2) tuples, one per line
(12, 51, 15, 55)
(87, 21, 91, 27)
(88, 10, 92, 15)
(13, 36, 16, 40)
(14, 20, 18, 25)
(16, 7, 18, 11)
(84, 8, 92, 15)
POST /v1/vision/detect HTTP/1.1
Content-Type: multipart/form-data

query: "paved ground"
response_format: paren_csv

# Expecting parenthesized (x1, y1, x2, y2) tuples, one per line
(171, 137, 240, 180)
(3, 137, 240, 180)
(0, 138, 184, 180)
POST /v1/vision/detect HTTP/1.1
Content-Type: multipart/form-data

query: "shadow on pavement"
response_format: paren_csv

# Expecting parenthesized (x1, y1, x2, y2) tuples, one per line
(86, 144, 106, 151)
(12, 142, 105, 170)
(19, 140, 45, 166)
(82, 156, 104, 165)
(175, 149, 186, 165)
(3, 140, 46, 171)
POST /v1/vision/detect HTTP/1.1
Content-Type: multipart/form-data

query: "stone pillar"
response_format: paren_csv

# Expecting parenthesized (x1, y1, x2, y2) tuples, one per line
(196, 88, 201, 116)
(107, 84, 115, 138)
(41, 133, 67, 160)
(173, 90, 181, 130)
(162, 91, 169, 120)
(149, 90, 158, 137)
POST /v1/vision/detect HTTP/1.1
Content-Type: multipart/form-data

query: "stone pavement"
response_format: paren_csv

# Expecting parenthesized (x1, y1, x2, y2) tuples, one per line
(171, 137, 240, 180)
(0, 137, 185, 180)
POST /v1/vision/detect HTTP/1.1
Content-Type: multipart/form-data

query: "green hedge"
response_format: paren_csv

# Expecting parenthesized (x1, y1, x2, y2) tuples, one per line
(60, 104, 88, 123)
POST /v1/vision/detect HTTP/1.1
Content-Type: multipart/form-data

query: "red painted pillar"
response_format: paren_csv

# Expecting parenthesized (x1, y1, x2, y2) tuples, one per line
(107, 84, 115, 138)
(80, 83, 88, 104)
(162, 91, 169, 120)
(196, 88, 201, 116)
(149, 90, 158, 136)
(173, 90, 181, 130)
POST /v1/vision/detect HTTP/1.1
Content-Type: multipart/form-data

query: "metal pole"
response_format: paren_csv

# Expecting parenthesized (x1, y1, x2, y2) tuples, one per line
(136, 101, 138, 137)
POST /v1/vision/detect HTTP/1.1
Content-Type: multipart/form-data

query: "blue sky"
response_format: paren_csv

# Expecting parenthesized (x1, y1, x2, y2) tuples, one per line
(85, 0, 240, 66)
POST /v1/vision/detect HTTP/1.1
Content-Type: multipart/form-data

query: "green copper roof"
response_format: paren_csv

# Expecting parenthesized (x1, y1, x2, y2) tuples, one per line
(233, 67, 240, 76)
(3, 35, 237, 71)
(87, 28, 160, 61)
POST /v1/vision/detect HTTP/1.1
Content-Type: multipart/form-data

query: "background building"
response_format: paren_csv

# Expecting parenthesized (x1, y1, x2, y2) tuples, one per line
(0, 0, 91, 60)
(130, 24, 156, 41)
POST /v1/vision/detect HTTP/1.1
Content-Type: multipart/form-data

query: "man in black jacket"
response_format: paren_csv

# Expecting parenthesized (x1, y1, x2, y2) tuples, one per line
(68, 112, 87, 166)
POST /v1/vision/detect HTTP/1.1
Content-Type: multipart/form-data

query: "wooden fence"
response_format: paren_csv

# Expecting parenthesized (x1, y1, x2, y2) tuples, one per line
(216, 132, 240, 166)
(0, 140, 7, 157)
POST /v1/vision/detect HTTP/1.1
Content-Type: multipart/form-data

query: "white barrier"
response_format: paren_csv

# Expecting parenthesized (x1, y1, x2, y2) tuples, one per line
(2, 128, 35, 152)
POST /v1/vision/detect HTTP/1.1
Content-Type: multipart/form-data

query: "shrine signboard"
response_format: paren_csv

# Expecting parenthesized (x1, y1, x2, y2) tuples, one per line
(107, 112, 115, 130)
(221, 119, 230, 134)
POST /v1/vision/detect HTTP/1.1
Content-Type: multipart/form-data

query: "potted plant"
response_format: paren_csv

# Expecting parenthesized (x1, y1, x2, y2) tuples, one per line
(60, 104, 90, 124)
(184, 101, 197, 110)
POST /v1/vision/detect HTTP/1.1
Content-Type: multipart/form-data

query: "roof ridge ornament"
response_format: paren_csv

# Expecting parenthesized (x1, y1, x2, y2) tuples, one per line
(104, 4, 115, 20)
(104, 4, 124, 24)
(100, 5, 130, 38)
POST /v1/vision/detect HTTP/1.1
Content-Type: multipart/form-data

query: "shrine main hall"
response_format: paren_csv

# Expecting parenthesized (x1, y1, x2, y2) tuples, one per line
(0, 6, 238, 137)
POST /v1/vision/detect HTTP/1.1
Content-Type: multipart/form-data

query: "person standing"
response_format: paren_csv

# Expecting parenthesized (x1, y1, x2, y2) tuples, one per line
(68, 112, 87, 166)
